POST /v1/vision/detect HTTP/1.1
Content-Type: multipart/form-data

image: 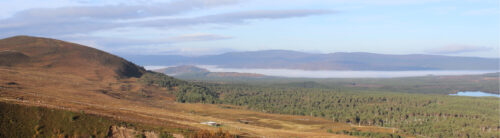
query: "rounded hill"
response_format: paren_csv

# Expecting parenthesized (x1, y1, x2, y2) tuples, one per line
(0, 36, 145, 80)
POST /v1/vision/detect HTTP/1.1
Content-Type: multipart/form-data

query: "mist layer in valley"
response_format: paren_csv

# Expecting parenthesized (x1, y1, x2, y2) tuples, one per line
(145, 65, 497, 78)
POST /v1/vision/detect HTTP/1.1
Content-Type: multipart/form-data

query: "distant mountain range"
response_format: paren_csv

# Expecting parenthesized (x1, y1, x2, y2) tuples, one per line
(125, 50, 499, 71)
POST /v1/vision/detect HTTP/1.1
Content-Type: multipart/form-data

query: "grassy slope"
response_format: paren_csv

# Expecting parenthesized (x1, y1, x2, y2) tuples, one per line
(0, 36, 366, 137)
(0, 101, 119, 137)
(2, 36, 497, 137)
(0, 101, 241, 138)
(0, 36, 145, 81)
(1, 67, 354, 137)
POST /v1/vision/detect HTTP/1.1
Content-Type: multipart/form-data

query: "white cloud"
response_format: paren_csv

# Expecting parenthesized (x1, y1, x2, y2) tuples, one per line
(135, 9, 333, 27)
(7, 0, 239, 20)
(0, 1, 331, 37)
(60, 33, 232, 48)
(0, 0, 241, 36)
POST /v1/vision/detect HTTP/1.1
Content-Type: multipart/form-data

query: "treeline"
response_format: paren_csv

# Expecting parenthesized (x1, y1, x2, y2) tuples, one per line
(176, 84, 219, 104)
(140, 71, 187, 89)
(142, 72, 499, 137)
(204, 83, 500, 138)
(178, 73, 500, 95)
(332, 128, 404, 138)
(140, 72, 219, 103)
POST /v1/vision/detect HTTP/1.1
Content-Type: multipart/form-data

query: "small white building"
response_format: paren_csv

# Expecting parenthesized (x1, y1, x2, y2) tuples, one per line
(201, 121, 219, 126)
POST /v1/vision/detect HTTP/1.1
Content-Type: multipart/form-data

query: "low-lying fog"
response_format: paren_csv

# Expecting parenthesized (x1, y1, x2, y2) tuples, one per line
(449, 91, 500, 97)
(145, 65, 497, 78)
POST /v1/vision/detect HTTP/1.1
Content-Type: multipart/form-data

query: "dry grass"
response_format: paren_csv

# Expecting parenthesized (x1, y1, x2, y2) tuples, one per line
(0, 67, 401, 137)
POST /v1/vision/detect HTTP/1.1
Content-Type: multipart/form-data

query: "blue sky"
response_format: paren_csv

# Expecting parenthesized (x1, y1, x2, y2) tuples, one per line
(0, 0, 498, 57)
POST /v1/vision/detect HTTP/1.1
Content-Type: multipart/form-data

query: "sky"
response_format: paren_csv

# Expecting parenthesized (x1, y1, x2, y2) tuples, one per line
(0, 0, 499, 58)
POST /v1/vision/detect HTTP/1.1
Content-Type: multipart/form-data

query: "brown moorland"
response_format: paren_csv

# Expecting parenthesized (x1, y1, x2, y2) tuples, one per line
(0, 36, 145, 82)
(0, 36, 402, 137)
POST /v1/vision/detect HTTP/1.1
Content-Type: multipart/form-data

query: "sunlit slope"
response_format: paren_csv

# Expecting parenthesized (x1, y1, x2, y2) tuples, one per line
(0, 36, 145, 81)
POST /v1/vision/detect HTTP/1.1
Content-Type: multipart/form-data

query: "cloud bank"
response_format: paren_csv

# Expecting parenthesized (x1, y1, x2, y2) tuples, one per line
(0, 0, 332, 55)
(0, 0, 331, 37)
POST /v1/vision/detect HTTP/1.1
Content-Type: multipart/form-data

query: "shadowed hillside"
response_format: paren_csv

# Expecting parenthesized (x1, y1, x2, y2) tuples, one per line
(0, 36, 145, 81)
(0, 51, 30, 66)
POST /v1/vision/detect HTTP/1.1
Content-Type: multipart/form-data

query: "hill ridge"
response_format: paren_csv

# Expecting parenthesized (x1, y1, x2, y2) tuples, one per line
(0, 35, 146, 80)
